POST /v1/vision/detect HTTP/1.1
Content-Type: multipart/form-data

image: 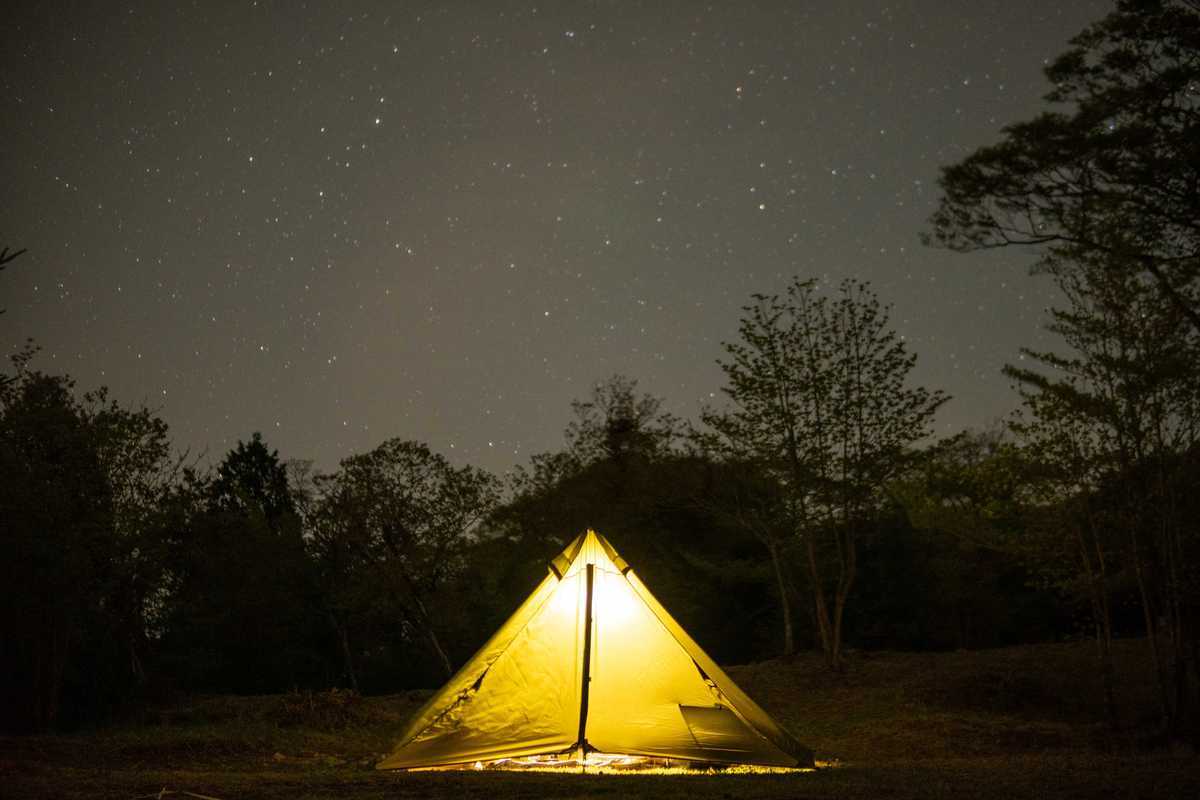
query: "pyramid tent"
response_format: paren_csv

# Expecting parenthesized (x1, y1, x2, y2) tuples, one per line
(378, 530, 812, 769)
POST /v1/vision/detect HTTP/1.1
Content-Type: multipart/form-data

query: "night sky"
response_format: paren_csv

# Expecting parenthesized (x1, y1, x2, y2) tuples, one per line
(3, 1, 1110, 475)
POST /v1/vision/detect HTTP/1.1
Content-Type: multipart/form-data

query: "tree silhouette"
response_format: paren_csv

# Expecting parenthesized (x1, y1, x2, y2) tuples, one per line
(161, 433, 321, 693)
(1007, 261, 1200, 739)
(926, 0, 1200, 331)
(707, 278, 947, 670)
(0, 354, 178, 731)
(314, 439, 500, 679)
(564, 374, 681, 467)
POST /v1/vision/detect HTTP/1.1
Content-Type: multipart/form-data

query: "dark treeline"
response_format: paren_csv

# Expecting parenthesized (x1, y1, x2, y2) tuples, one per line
(0, 352, 1061, 733)
(2, 0, 1197, 744)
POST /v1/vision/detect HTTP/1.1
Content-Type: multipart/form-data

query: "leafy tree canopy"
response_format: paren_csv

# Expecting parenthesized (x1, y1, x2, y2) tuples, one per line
(926, 0, 1200, 330)
(208, 431, 296, 528)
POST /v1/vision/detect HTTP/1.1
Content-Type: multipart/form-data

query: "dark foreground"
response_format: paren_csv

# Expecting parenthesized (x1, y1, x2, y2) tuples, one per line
(2, 641, 1198, 799)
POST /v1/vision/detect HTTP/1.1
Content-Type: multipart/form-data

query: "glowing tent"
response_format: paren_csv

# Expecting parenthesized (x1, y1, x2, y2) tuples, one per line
(378, 529, 813, 770)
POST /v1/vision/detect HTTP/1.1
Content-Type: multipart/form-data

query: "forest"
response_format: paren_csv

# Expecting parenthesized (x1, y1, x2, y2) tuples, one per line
(1, 0, 1198, 774)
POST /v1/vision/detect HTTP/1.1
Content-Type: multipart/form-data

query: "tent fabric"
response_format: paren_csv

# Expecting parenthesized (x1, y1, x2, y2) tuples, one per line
(377, 530, 813, 769)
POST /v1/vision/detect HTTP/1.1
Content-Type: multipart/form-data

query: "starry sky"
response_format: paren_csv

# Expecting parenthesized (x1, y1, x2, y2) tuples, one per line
(2, 1, 1111, 475)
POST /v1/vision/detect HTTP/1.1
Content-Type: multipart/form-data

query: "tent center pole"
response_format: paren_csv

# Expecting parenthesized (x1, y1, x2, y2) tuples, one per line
(576, 562, 595, 765)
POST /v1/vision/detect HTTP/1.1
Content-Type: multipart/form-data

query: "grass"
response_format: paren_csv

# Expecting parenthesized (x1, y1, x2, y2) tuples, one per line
(2, 639, 1197, 799)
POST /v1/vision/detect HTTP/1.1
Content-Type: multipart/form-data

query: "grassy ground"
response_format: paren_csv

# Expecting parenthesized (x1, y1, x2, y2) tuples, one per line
(2, 639, 1197, 799)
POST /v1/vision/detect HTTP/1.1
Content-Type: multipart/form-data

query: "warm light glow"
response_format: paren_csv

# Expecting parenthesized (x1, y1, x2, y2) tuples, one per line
(593, 568, 637, 626)
(413, 752, 817, 773)
(494, 752, 646, 769)
(548, 565, 637, 627)
(548, 574, 582, 618)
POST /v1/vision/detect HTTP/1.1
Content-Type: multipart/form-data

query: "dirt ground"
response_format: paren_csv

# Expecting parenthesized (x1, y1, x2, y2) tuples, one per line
(3, 641, 1198, 799)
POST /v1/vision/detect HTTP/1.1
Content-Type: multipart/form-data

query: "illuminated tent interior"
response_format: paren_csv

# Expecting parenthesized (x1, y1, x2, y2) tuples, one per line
(378, 530, 813, 770)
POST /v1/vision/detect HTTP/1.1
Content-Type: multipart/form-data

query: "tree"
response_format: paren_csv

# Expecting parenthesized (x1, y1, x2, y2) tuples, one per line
(686, 453, 801, 657)
(927, 0, 1200, 738)
(0, 349, 178, 730)
(85, 385, 183, 691)
(209, 431, 297, 527)
(897, 429, 1026, 551)
(706, 278, 947, 669)
(1004, 260, 1200, 739)
(499, 374, 683, 569)
(564, 374, 681, 466)
(315, 439, 500, 679)
(307, 484, 374, 692)
(0, 366, 111, 731)
(900, 427, 1126, 730)
(161, 433, 322, 693)
(926, 0, 1200, 332)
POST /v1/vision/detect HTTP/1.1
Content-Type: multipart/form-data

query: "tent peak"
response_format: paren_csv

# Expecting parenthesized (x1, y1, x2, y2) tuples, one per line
(548, 529, 630, 579)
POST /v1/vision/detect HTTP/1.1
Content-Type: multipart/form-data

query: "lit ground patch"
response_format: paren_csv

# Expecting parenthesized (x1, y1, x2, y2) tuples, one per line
(407, 752, 819, 774)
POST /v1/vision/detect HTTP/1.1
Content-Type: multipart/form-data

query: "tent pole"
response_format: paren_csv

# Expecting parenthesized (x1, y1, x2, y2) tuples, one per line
(576, 562, 595, 770)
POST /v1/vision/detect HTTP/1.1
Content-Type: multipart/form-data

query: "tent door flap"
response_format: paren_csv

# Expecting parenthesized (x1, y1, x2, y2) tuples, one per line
(678, 704, 763, 755)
